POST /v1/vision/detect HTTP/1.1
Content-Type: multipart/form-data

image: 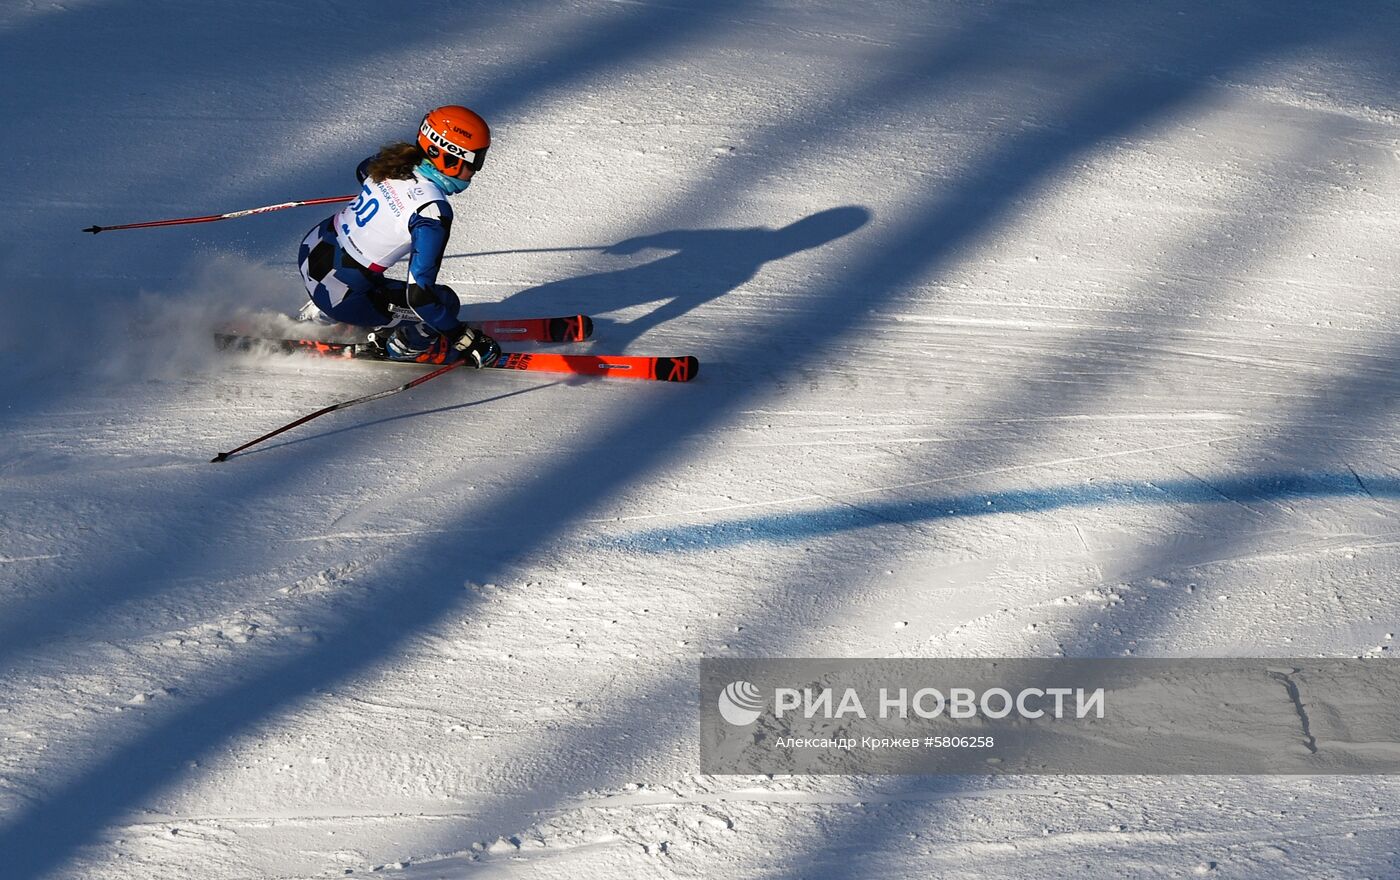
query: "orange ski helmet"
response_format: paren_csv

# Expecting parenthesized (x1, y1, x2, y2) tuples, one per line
(418, 105, 490, 179)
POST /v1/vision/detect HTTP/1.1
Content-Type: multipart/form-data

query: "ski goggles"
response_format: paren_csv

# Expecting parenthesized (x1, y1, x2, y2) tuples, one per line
(420, 121, 488, 174)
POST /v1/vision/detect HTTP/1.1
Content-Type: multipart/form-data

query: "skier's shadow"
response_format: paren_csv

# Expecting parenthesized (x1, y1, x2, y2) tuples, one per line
(481, 206, 871, 350)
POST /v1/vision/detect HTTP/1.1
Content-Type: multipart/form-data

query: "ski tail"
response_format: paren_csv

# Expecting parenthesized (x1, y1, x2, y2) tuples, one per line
(216, 334, 359, 358)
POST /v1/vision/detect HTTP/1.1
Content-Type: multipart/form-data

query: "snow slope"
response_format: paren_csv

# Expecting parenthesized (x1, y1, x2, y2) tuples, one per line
(3, 0, 1400, 877)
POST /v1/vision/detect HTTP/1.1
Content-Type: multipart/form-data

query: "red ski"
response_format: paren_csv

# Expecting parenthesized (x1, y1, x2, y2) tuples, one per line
(215, 327, 698, 383)
(490, 351, 698, 383)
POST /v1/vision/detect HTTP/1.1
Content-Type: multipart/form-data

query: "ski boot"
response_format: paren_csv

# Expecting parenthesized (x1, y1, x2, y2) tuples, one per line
(375, 323, 500, 367)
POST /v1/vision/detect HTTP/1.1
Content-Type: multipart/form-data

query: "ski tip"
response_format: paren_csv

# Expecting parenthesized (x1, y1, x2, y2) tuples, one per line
(210, 452, 231, 463)
(661, 356, 699, 382)
(82, 225, 102, 235)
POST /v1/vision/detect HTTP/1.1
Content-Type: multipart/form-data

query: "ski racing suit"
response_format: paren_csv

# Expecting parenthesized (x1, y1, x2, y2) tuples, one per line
(297, 159, 462, 336)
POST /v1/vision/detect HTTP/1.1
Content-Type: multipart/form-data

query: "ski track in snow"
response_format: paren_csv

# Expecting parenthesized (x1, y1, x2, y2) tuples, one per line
(4, 0, 1400, 878)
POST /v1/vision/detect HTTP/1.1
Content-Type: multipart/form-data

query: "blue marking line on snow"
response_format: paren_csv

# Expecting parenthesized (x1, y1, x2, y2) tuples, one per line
(604, 472, 1399, 553)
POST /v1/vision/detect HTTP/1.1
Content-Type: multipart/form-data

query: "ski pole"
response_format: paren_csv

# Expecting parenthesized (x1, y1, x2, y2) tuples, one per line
(84, 195, 355, 234)
(451, 245, 608, 258)
(210, 360, 467, 462)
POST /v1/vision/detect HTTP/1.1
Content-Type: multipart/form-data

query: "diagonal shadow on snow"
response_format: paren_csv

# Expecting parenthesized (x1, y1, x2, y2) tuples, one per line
(599, 472, 1400, 554)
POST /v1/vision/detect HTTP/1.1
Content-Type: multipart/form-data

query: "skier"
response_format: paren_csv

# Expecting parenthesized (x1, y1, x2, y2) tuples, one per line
(296, 105, 501, 367)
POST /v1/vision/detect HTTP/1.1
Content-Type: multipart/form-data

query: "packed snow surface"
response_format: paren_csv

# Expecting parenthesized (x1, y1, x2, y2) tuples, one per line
(4, 0, 1400, 877)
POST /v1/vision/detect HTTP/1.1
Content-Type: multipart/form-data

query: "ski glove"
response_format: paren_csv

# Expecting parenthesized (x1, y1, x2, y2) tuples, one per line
(451, 326, 501, 369)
